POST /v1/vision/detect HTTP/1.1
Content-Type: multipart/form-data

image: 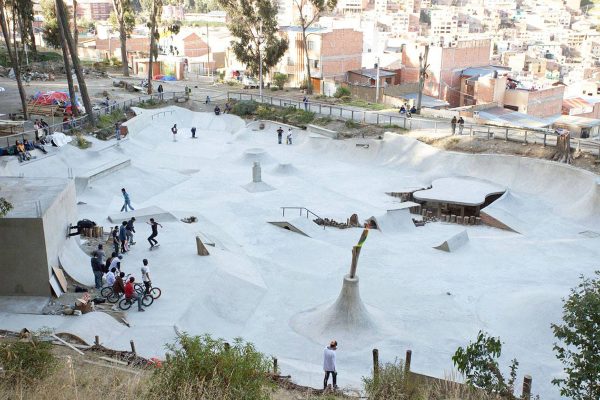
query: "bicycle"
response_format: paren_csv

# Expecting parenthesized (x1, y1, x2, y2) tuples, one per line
(118, 293, 154, 310)
(136, 282, 162, 300)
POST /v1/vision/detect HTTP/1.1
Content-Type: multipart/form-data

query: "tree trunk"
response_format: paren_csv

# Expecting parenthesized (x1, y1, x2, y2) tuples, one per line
(553, 132, 573, 164)
(72, 0, 78, 47)
(118, 16, 129, 76)
(56, 1, 78, 117)
(29, 18, 37, 53)
(147, 1, 157, 95)
(301, 26, 312, 94)
(0, 2, 28, 119)
(56, 0, 94, 124)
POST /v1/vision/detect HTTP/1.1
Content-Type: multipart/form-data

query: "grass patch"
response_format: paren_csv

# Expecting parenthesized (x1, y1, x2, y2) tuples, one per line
(313, 116, 333, 126)
(236, 101, 315, 127)
(97, 109, 126, 130)
(75, 134, 92, 149)
(0, 334, 56, 384)
(342, 98, 386, 111)
(344, 119, 360, 129)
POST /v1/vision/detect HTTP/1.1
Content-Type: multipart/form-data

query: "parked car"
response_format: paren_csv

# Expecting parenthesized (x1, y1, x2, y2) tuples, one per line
(242, 76, 259, 89)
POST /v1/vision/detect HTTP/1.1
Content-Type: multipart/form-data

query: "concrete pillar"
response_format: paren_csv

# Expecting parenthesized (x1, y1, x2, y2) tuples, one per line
(252, 161, 261, 183)
(475, 217, 481, 225)
(522, 375, 532, 399)
(457, 216, 463, 224)
(450, 215, 456, 223)
(469, 216, 475, 224)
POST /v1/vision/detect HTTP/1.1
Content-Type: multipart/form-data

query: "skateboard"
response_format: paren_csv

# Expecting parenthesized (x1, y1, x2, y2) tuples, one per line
(149, 244, 160, 251)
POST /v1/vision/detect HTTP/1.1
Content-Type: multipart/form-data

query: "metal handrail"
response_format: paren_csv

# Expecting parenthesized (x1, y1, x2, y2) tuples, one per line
(281, 206, 326, 229)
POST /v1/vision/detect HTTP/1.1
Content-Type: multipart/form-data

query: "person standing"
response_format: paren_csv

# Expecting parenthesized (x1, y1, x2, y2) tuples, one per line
(90, 253, 103, 289)
(147, 218, 163, 249)
(171, 124, 178, 142)
(157, 84, 164, 100)
(458, 117, 465, 135)
(111, 225, 120, 255)
(124, 276, 145, 312)
(303, 96, 309, 111)
(120, 188, 134, 212)
(141, 259, 152, 294)
(277, 127, 283, 144)
(191, 127, 196, 138)
(205, 95, 211, 104)
(323, 340, 338, 390)
(126, 217, 136, 245)
(451, 116, 457, 135)
(119, 221, 128, 253)
(115, 123, 121, 141)
(93, 244, 106, 266)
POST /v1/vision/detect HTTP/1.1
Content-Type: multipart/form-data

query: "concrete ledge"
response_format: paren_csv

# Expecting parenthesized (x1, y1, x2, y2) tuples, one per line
(108, 206, 177, 223)
(86, 158, 131, 183)
(307, 124, 338, 139)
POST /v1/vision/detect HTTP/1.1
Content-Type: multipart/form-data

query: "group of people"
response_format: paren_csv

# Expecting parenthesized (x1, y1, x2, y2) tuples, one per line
(450, 116, 465, 135)
(90, 243, 154, 312)
(214, 102, 232, 115)
(119, 188, 163, 250)
(276, 126, 293, 145)
(399, 104, 417, 117)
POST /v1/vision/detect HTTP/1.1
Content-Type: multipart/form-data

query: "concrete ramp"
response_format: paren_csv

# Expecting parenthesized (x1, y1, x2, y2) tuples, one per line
(480, 191, 526, 234)
(108, 206, 176, 223)
(366, 208, 416, 232)
(268, 217, 325, 238)
(268, 221, 310, 237)
(433, 230, 469, 252)
(59, 238, 94, 287)
(75, 158, 131, 195)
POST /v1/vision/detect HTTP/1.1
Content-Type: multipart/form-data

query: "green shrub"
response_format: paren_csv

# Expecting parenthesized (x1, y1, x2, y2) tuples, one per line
(270, 86, 279, 91)
(345, 119, 360, 129)
(256, 105, 278, 120)
(272, 72, 288, 90)
(232, 100, 258, 116)
(0, 336, 56, 383)
(0, 197, 12, 217)
(334, 86, 351, 98)
(313, 117, 333, 126)
(147, 334, 272, 400)
(75, 134, 92, 149)
(283, 108, 314, 126)
(363, 358, 422, 400)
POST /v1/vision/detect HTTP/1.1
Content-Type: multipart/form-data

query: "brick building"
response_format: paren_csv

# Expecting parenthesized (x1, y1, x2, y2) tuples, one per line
(76, 0, 112, 21)
(277, 26, 363, 93)
(503, 85, 565, 118)
(401, 39, 492, 107)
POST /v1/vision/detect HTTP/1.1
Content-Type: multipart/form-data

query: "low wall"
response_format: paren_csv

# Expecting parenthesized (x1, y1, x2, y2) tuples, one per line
(307, 124, 338, 139)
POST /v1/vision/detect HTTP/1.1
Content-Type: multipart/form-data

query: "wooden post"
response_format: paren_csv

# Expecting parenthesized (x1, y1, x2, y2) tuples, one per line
(405, 350, 412, 372)
(196, 236, 210, 256)
(94, 335, 99, 346)
(522, 375, 532, 400)
(372, 349, 379, 380)
(130, 340, 136, 355)
(349, 246, 361, 278)
(273, 357, 278, 374)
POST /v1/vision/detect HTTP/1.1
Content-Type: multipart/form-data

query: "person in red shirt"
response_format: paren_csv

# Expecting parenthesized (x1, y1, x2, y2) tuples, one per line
(124, 276, 145, 312)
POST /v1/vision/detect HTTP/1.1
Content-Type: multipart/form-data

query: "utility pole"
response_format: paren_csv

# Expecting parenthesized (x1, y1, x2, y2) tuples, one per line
(416, 44, 429, 114)
(258, 23, 263, 98)
(374, 57, 380, 103)
(206, 23, 210, 78)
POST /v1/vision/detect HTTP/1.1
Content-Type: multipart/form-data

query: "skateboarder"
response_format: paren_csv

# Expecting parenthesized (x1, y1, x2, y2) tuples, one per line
(286, 128, 293, 145)
(147, 218, 163, 249)
(120, 188, 134, 212)
(171, 124, 178, 142)
(277, 127, 283, 144)
(191, 127, 196, 138)
(323, 340, 338, 390)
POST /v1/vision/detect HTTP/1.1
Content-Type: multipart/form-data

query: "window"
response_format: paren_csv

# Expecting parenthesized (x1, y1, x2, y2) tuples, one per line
(287, 57, 295, 66)
(307, 41, 316, 50)
(313, 59, 319, 68)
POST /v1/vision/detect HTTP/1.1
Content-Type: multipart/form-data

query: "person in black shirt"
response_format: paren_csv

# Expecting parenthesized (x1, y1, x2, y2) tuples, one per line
(147, 218, 163, 249)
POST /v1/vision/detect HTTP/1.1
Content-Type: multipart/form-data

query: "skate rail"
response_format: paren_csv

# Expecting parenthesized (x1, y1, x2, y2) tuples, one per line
(280, 207, 325, 229)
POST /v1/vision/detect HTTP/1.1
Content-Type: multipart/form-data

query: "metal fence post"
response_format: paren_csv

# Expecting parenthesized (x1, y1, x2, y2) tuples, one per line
(319, 104, 322, 114)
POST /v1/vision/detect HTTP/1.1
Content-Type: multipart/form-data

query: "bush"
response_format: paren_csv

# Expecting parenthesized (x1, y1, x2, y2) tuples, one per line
(334, 86, 351, 98)
(256, 105, 278, 120)
(313, 117, 333, 126)
(0, 336, 56, 383)
(75, 134, 92, 149)
(345, 119, 360, 129)
(552, 271, 600, 400)
(272, 72, 288, 90)
(270, 87, 279, 91)
(232, 100, 258, 116)
(363, 358, 422, 400)
(282, 108, 314, 126)
(147, 334, 272, 400)
(452, 331, 519, 398)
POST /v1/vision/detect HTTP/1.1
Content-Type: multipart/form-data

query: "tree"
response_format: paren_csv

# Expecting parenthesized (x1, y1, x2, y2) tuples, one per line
(0, 0, 29, 119)
(272, 72, 288, 89)
(452, 331, 519, 398)
(218, 0, 287, 83)
(293, 0, 336, 94)
(55, 0, 78, 116)
(40, 0, 63, 48)
(55, 0, 94, 123)
(72, 0, 77, 47)
(552, 272, 600, 400)
(0, 196, 13, 217)
(145, 0, 162, 94)
(110, 0, 133, 76)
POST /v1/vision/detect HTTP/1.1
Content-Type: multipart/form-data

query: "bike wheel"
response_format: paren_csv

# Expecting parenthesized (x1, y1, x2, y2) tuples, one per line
(134, 283, 144, 295)
(150, 287, 161, 299)
(100, 286, 113, 297)
(107, 291, 120, 303)
(141, 294, 154, 307)
(118, 298, 132, 311)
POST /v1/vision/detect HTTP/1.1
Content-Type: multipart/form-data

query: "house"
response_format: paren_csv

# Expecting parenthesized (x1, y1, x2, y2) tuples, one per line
(74, 0, 112, 21)
(562, 97, 600, 119)
(277, 26, 363, 93)
(503, 85, 565, 118)
(346, 68, 398, 87)
(459, 66, 511, 107)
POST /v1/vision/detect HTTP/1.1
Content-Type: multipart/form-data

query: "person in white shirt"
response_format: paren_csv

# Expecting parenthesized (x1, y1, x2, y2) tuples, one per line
(323, 340, 338, 389)
(105, 267, 116, 287)
(141, 259, 151, 294)
(109, 254, 123, 272)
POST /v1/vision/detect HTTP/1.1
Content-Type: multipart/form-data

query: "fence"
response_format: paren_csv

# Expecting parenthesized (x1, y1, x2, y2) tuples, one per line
(0, 91, 187, 148)
(227, 92, 600, 158)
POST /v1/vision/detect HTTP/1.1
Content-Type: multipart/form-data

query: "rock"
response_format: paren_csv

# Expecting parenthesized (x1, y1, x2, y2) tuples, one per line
(62, 307, 75, 315)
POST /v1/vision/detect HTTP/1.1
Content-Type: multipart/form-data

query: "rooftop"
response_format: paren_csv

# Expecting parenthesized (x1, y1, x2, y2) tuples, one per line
(349, 68, 397, 79)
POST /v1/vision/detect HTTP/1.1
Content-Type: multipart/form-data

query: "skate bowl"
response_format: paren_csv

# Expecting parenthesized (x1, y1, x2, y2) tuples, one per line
(107, 206, 176, 223)
(58, 238, 94, 287)
(271, 163, 298, 175)
(290, 275, 386, 346)
(433, 229, 469, 252)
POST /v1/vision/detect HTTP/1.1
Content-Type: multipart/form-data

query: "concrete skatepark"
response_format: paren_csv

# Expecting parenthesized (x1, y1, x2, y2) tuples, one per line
(0, 105, 599, 398)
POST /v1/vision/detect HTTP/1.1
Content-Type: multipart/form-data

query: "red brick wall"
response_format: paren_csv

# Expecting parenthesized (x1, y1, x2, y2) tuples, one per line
(526, 86, 565, 118)
(321, 29, 363, 79)
(183, 35, 209, 57)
